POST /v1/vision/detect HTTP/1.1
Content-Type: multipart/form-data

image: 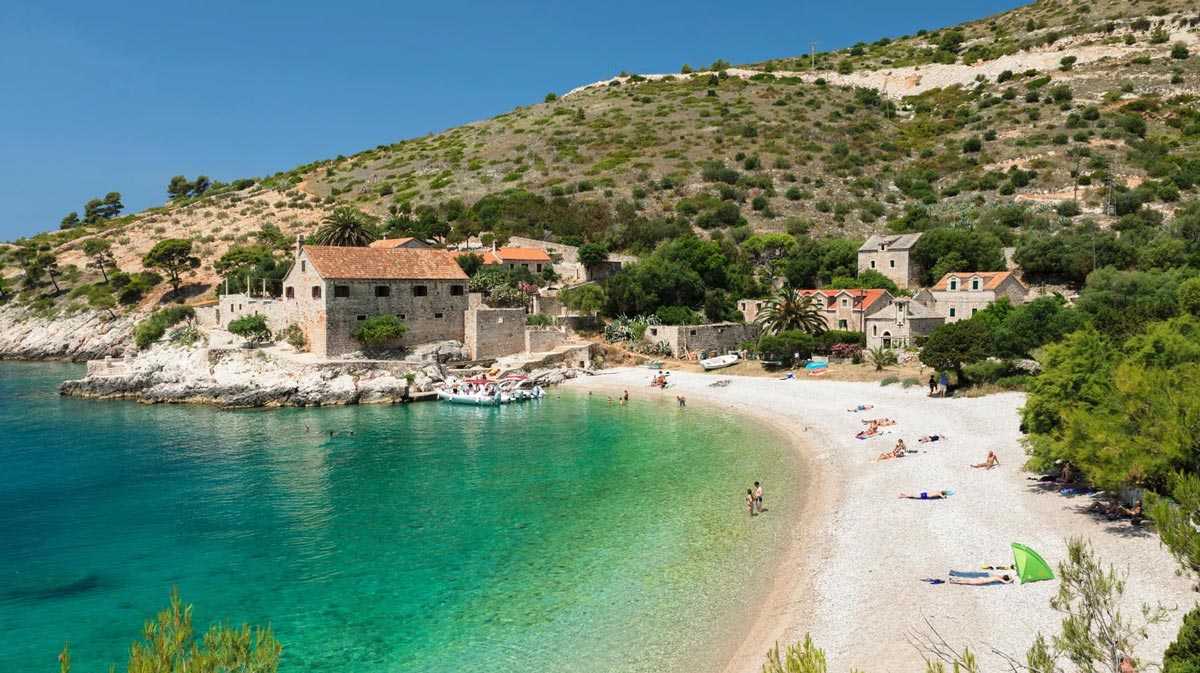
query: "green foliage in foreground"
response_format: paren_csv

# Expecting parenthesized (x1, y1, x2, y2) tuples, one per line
(60, 588, 280, 673)
(757, 330, 813, 361)
(1164, 607, 1200, 673)
(1023, 317, 1200, 491)
(351, 316, 409, 348)
(228, 314, 272, 344)
(134, 306, 195, 349)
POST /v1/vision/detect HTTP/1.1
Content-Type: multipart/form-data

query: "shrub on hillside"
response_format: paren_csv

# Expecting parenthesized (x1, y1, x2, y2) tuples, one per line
(134, 306, 195, 349)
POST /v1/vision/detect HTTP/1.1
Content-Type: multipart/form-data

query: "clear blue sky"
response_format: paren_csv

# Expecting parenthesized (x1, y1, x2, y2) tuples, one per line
(0, 0, 1026, 241)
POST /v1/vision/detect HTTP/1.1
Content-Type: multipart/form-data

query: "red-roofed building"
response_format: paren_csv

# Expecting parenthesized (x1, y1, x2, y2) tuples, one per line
(913, 271, 1028, 322)
(214, 243, 471, 357)
(451, 246, 553, 275)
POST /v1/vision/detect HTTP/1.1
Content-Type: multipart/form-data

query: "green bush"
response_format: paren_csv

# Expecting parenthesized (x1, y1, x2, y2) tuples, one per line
(279, 324, 307, 351)
(880, 375, 900, 386)
(134, 306, 195, 349)
(657, 305, 700, 325)
(812, 330, 865, 352)
(1173, 43, 1191, 60)
(169, 325, 204, 347)
(758, 330, 813, 361)
(962, 358, 1019, 383)
(351, 316, 409, 348)
(901, 377, 920, 388)
(526, 313, 555, 327)
(1165, 607, 1200, 673)
(228, 314, 272, 344)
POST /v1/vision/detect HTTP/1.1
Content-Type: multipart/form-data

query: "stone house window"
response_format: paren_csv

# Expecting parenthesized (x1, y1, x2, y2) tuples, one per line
(397, 314, 406, 320)
(971, 279, 980, 290)
(949, 279, 958, 291)
(413, 285, 428, 297)
(375, 285, 391, 297)
(311, 286, 322, 299)
(839, 319, 848, 329)
(949, 308, 957, 317)
(285, 287, 294, 299)
(435, 312, 444, 319)
(841, 299, 848, 307)
(889, 259, 896, 268)
(972, 307, 978, 315)
(451, 285, 465, 296)
(334, 285, 350, 298)
(301, 261, 306, 272)
(873, 325, 877, 335)
(689, 330, 697, 335)
(536, 264, 543, 272)
(357, 315, 366, 321)
(870, 260, 876, 268)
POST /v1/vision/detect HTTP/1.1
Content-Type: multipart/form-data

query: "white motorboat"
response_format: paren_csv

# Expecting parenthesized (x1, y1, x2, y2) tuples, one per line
(438, 376, 544, 405)
(700, 353, 740, 371)
(437, 390, 503, 405)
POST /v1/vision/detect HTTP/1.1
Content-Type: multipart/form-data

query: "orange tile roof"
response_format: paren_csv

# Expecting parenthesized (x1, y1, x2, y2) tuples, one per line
(930, 271, 1016, 292)
(303, 246, 468, 281)
(450, 250, 501, 265)
(369, 237, 418, 248)
(495, 247, 551, 262)
(796, 288, 891, 310)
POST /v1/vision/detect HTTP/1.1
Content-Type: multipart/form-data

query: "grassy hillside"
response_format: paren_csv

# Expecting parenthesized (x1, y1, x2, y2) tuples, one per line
(1, 0, 1199, 320)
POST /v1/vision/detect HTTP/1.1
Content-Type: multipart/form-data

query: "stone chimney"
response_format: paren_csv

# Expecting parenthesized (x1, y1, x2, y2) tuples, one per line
(296, 234, 304, 254)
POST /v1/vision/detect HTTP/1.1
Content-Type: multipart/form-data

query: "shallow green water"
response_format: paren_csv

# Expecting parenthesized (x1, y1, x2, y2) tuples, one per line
(0, 362, 797, 672)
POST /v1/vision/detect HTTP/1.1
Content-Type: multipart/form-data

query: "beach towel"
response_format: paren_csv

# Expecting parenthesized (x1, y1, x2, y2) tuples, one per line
(949, 570, 993, 578)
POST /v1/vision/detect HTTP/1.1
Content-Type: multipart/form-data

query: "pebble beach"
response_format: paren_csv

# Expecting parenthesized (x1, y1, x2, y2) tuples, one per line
(563, 368, 1196, 672)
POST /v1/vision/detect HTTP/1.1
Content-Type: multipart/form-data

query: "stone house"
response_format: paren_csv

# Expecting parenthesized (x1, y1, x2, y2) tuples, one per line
(276, 244, 470, 357)
(913, 271, 1028, 323)
(504, 236, 638, 284)
(864, 297, 944, 350)
(739, 289, 893, 333)
(643, 322, 758, 358)
(858, 233, 923, 289)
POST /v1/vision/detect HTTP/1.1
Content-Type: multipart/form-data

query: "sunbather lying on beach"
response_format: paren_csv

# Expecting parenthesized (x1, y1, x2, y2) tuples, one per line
(1088, 498, 1142, 518)
(918, 434, 946, 443)
(847, 404, 874, 412)
(861, 418, 896, 426)
(950, 574, 1013, 586)
(875, 440, 908, 462)
(899, 491, 949, 500)
(971, 451, 1000, 469)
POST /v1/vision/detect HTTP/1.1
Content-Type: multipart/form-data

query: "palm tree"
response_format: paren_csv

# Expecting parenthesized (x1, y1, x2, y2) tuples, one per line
(866, 346, 898, 371)
(313, 207, 378, 247)
(755, 288, 828, 335)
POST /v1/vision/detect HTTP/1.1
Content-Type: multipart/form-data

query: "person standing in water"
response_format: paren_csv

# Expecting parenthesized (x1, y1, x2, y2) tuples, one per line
(754, 481, 763, 513)
(746, 488, 755, 517)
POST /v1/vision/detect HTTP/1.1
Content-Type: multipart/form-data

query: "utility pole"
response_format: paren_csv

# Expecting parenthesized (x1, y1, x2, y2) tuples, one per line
(810, 42, 817, 70)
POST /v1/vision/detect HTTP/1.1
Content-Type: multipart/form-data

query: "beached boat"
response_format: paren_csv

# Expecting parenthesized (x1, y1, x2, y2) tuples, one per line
(700, 353, 740, 371)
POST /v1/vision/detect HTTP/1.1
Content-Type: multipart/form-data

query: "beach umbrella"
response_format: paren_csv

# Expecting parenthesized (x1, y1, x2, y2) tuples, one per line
(1011, 543, 1054, 583)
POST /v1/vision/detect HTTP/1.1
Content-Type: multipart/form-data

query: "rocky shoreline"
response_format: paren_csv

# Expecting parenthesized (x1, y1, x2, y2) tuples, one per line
(59, 343, 593, 408)
(0, 305, 136, 361)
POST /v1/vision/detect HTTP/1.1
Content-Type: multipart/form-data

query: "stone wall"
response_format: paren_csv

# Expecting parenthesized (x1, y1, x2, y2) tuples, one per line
(644, 322, 758, 357)
(465, 306, 526, 359)
(526, 329, 566, 353)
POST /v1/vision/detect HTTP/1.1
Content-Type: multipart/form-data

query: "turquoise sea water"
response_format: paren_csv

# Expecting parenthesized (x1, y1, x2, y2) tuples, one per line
(0, 362, 798, 673)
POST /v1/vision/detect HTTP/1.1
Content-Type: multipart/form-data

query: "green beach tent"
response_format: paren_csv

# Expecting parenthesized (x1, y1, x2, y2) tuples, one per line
(1012, 543, 1054, 583)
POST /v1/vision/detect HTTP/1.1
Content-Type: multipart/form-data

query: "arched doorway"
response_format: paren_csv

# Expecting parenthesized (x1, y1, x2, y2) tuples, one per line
(882, 331, 892, 349)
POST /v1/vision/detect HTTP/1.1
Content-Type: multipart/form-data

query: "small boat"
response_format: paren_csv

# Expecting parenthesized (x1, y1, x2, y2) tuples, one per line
(700, 353, 740, 371)
(437, 390, 503, 405)
(438, 376, 544, 405)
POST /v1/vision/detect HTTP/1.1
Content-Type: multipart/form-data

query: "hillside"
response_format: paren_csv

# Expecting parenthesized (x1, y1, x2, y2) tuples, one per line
(2, 0, 1199, 323)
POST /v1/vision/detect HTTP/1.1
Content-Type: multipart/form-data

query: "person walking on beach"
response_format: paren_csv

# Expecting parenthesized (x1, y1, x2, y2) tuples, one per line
(754, 481, 763, 514)
(622, 390, 629, 403)
(746, 488, 756, 517)
(928, 374, 936, 396)
(677, 395, 686, 407)
(938, 373, 949, 398)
